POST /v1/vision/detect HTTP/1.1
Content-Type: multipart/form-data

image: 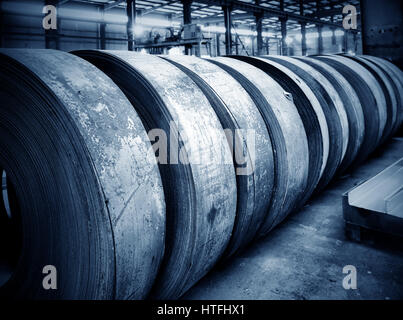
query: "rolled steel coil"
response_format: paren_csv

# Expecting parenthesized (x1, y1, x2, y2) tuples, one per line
(73, 50, 237, 299)
(311, 55, 382, 167)
(294, 56, 366, 174)
(228, 55, 329, 204)
(0, 49, 165, 299)
(360, 55, 403, 133)
(0, 49, 401, 300)
(342, 54, 398, 144)
(206, 57, 309, 236)
(259, 56, 346, 192)
(161, 55, 275, 258)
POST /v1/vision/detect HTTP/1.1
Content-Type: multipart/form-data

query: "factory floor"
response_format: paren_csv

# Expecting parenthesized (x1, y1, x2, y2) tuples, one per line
(183, 137, 403, 300)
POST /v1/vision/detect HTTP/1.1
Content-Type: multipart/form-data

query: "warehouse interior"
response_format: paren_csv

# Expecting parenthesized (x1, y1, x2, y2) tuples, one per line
(1, 0, 362, 56)
(0, 0, 402, 301)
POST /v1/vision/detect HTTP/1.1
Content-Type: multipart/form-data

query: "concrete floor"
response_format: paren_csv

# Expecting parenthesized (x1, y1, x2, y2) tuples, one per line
(183, 138, 403, 300)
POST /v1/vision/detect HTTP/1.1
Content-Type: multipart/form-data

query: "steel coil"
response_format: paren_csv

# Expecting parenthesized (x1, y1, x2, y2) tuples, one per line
(161, 55, 275, 258)
(228, 55, 329, 204)
(342, 54, 398, 144)
(295, 56, 365, 174)
(260, 56, 345, 192)
(74, 50, 237, 299)
(0, 49, 165, 299)
(206, 57, 309, 236)
(360, 55, 403, 134)
(1, 49, 402, 300)
(312, 55, 382, 167)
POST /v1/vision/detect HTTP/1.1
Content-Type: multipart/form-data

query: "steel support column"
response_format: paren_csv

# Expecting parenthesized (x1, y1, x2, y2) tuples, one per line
(255, 0, 263, 56)
(182, 0, 192, 55)
(343, 31, 348, 52)
(331, 15, 336, 45)
(280, 18, 287, 55)
(126, 0, 136, 51)
(301, 23, 307, 55)
(222, 5, 232, 55)
(279, 0, 287, 56)
(44, 0, 59, 49)
(299, 0, 306, 56)
(316, 0, 323, 54)
(216, 23, 221, 56)
(234, 29, 239, 55)
(318, 25, 323, 54)
(266, 37, 269, 54)
(216, 33, 221, 56)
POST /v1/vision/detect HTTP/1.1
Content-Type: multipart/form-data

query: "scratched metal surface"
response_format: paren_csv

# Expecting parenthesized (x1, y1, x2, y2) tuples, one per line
(209, 57, 309, 236)
(0, 49, 165, 299)
(75, 51, 237, 299)
(297, 56, 365, 174)
(265, 55, 345, 193)
(361, 55, 403, 135)
(162, 55, 275, 258)
(272, 56, 350, 163)
(344, 55, 398, 144)
(257, 56, 330, 179)
(323, 55, 388, 147)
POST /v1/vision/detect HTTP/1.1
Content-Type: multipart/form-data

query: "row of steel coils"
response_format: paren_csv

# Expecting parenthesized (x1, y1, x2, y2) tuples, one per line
(0, 49, 401, 299)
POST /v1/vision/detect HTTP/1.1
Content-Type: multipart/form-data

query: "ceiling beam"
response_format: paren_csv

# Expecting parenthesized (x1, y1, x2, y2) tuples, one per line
(174, 3, 213, 18)
(104, 0, 126, 11)
(192, 0, 359, 30)
(141, 0, 180, 15)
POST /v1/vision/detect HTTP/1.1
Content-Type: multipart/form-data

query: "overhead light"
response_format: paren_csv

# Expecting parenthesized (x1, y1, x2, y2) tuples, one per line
(335, 30, 345, 36)
(322, 30, 333, 37)
(294, 34, 302, 41)
(306, 32, 319, 39)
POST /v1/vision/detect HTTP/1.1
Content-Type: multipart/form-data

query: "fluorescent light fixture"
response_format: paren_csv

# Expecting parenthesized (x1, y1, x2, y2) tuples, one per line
(294, 34, 302, 41)
(322, 30, 333, 37)
(335, 30, 345, 36)
(306, 32, 319, 39)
